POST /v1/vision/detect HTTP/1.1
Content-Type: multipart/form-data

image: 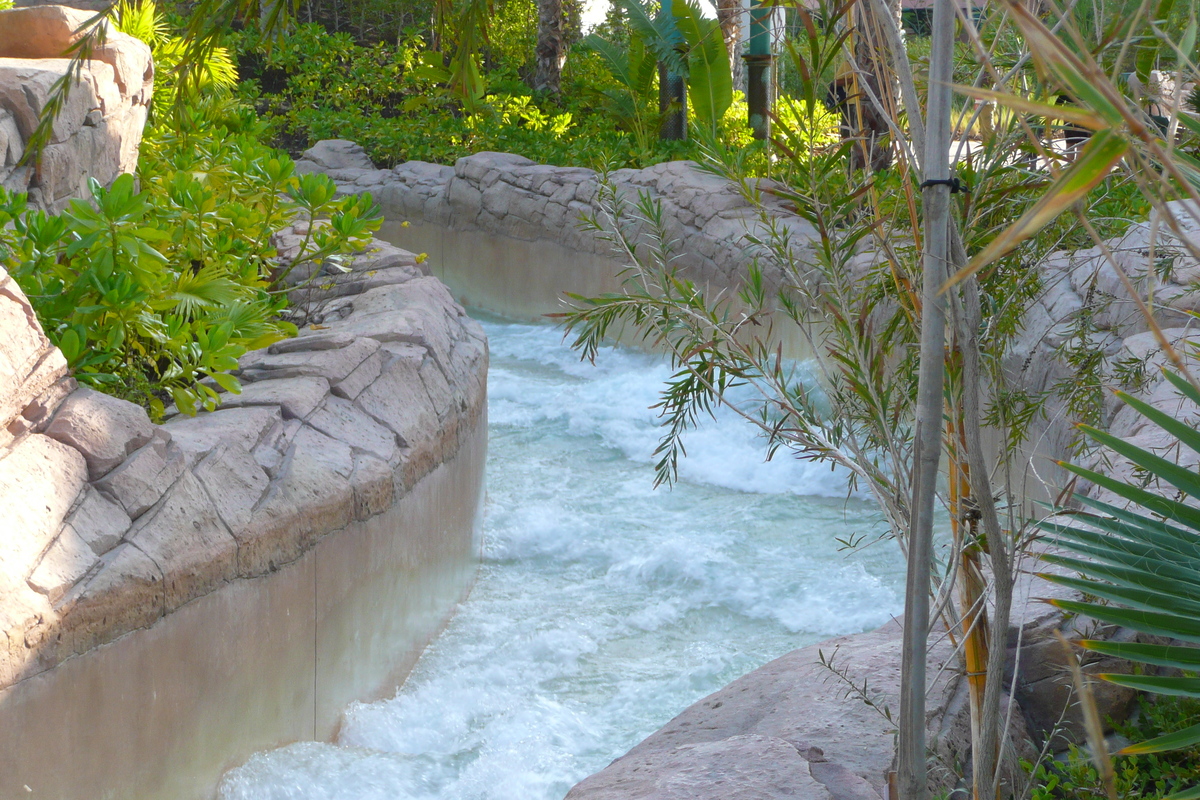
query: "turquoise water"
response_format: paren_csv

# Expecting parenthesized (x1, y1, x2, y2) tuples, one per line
(219, 317, 905, 800)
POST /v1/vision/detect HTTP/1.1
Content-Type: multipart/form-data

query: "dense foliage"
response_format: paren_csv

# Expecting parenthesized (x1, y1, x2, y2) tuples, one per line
(1027, 697, 1200, 799)
(233, 17, 764, 170)
(3, 100, 379, 417)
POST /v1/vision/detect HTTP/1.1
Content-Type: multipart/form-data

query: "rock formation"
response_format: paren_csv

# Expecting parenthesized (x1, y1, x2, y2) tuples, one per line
(0, 235, 487, 688)
(0, 4, 152, 211)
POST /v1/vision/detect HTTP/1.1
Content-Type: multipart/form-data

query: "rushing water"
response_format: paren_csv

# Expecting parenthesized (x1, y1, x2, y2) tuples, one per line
(219, 317, 906, 800)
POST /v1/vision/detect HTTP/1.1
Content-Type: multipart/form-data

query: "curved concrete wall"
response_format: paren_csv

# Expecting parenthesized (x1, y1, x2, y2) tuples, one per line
(0, 421, 483, 800)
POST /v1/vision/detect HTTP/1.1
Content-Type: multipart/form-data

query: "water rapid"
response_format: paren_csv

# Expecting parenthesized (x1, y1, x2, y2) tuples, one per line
(219, 317, 906, 800)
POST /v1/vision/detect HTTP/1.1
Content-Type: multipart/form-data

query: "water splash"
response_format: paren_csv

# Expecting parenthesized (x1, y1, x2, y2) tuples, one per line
(219, 317, 904, 800)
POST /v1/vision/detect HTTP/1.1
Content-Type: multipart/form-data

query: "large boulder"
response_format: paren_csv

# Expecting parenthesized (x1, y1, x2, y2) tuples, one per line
(0, 4, 153, 210)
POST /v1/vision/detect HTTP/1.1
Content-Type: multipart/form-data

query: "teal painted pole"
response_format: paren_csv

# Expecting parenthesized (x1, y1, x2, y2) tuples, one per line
(744, 1, 772, 139)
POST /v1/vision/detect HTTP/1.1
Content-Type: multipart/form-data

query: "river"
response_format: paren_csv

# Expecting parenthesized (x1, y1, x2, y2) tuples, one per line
(219, 316, 905, 800)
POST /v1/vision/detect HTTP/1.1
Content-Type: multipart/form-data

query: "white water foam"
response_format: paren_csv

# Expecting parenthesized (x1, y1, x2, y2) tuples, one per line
(219, 317, 905, 800)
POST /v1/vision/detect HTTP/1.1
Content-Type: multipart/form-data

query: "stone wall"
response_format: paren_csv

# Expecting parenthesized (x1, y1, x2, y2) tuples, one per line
(0, 5, 152, 211)
(0, 235, 488, 797)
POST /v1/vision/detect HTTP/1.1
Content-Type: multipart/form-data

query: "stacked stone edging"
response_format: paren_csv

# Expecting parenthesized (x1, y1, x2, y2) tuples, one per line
(0, 233, 487, 691)
(296, 139, 815, 296)
(0, 5, 153, 211)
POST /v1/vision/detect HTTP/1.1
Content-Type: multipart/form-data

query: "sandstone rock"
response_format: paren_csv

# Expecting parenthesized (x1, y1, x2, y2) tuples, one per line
(63, 485, 130, 555)
(355, 349, 440, 486)
(55, 542, 163, 654)
(192, 442, 271, 535)
(235, 426, 354, 576)
(454, 151, 535, 184)
(44, 386, 155, 479)
(306, 395, 398, 462)
(125, 470, 238, 612)
(566, 735, 836, 800)
(0, 580, 54, 685)
(163, 405, 283, 459)
(331, 347, 383, 401)
(350, 452, 394, 521)
(299, 139, 375, 172)
(334, 278, 460, 371)
(216, 375, 330, 420)
(93, 429, 186, 519)
(269, 331, 355, 354)
(13, 374, 76, 436)
(0, 6, 152, 210)
(570, 620, 952, 798)
(0, 272, 67, 435)
(0, 5, 96, 60)
(27, 524, 97, 602)
(0, 434, 87, 584)
(239, 337, 381, 385)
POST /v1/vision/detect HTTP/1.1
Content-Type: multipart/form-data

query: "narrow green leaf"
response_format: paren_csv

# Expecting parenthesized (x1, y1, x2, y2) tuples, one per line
(1048, 598, 1200, 642)
(1079, 639, 1200, 669)
(1083, 423, 1200, 504)
(1099, 673, 1200, 697)
(954, 85, 1107, 130)
(1062, 461, 1200, 531)
(1040, 570, 1200, 614)
(1113, 389, 1200, 458)
(945, 129, 1128, 288)
(1119, 721, 1200, 754)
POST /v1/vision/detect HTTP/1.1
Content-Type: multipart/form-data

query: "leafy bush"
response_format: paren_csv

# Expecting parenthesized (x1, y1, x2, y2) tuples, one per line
(2, 99, 380, 418)
(1027, 696, 1200, 799)
(233, 21, 773, 170)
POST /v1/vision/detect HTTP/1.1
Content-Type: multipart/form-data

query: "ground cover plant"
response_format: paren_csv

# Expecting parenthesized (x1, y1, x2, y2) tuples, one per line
(231, 1, 762, 170)
(1027, 697, 1200, 799)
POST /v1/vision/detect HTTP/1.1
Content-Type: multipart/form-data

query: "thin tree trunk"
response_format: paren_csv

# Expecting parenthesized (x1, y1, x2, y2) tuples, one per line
(897, 0, 955, 796)
(955, 269, 1015, 800)
(534, 0, 566, 95)
(716, 0, 742, 89)
(849, 0, 901, 171)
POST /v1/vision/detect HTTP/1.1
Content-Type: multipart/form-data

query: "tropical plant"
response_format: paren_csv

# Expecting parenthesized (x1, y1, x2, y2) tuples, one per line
(2, 100, 380, 417)
(1026, 696, 1200, 800)
(1037, 370, 1200, 800)
(111, 0, 238, 116)
(577, 28, 661, 153)
(671, 0, 733, 138)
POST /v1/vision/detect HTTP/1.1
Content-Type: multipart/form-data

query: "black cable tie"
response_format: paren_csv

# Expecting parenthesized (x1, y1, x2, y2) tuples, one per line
(920, 177, 967, 193)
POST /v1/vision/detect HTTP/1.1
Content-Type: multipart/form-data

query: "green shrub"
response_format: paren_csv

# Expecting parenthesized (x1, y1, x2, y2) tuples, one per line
(2, 99, 380, 418)
(233, 23, 726, 170)
(1026, 696, 1200, 799)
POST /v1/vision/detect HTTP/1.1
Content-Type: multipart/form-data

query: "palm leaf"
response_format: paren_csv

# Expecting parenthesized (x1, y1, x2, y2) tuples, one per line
(1079, 639, 1200, 670)
(1042, 372, 1200, 774)
(672, 0, 731, 135)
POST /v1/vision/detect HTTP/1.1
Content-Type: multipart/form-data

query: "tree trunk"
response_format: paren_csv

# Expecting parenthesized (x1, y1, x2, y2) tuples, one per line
(897, 0, 955, 797)
(659, 63, 687, 140)
(534, 0, 566, 95)
(848, 0, 901, 171)
(716, 0, 742, 89)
